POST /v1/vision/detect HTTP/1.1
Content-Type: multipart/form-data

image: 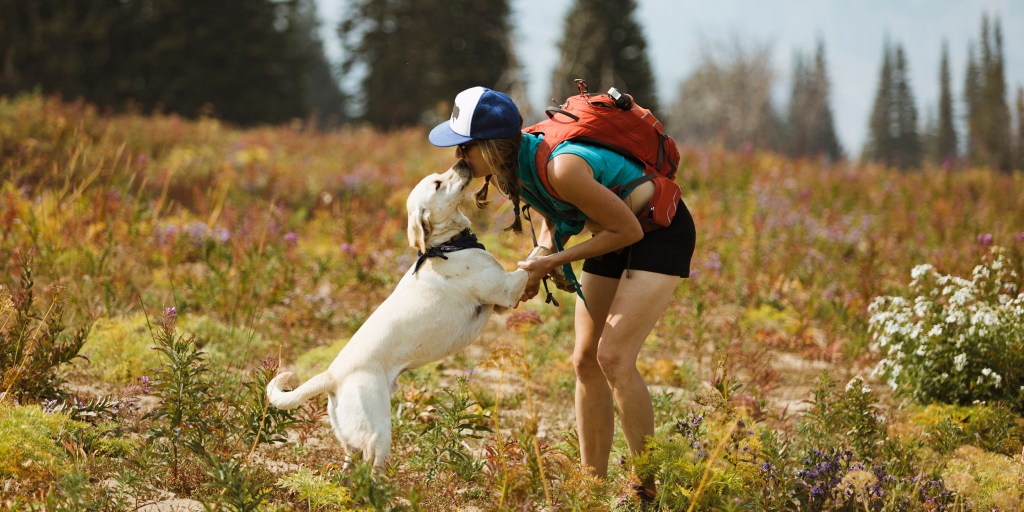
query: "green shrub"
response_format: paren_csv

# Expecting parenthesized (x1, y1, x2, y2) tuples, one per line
(278, 467, 353, 511)
(0, 402, 86, 479)
(0, 256, 90, 400)
(940, 445, 1024, 510)
(909, 402, 1024, 456)
(869, 247, 1024, 411)
(797, 373, 884, 460)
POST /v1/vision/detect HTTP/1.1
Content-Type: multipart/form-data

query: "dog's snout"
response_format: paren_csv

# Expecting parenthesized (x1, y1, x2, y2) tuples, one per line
(452, 160, 472, 184)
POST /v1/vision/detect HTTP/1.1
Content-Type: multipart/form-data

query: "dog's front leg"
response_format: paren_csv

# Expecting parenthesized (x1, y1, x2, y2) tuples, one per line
(487, 269, 530, 309)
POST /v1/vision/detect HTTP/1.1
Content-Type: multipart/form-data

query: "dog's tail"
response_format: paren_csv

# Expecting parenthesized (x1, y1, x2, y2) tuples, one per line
(266, 371, 335, 410)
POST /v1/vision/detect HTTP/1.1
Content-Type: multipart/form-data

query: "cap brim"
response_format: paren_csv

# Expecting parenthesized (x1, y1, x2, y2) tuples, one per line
(428, 121, 473, 147)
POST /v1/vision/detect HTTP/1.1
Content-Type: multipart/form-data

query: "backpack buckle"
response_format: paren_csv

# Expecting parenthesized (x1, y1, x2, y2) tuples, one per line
(574, 78, 588, 96)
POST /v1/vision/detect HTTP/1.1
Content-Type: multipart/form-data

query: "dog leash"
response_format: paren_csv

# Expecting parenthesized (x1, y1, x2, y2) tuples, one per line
(521, 205, 560, 307)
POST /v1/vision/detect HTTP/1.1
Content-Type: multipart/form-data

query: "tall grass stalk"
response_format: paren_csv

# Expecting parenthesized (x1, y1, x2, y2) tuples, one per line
(686, 420, 739, 512)
(519, 333, 553, 508)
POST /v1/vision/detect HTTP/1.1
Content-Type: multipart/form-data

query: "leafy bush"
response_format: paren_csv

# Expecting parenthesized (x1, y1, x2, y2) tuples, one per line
(941, 444, 1024, 510)
(0, 402, 86, 479)
(869, 247, 1024, 411)
(278, 467, 353, 511)
(0, 256, 90, 400)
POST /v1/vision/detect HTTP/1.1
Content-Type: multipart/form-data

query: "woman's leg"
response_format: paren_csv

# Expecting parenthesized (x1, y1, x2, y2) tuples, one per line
(573, 271, 620, 477)
(597, 270, 679, 488)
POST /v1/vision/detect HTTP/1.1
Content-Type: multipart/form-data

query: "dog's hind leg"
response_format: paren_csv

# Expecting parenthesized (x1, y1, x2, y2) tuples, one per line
(326, 393, 355, 470)
(365, 382, 393, 468)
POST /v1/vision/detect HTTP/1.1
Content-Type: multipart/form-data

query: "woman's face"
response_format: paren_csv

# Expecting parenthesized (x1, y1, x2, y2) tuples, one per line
(457, 142, 491, 179)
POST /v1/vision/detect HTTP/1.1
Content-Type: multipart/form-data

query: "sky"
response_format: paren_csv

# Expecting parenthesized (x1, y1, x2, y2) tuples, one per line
(314, 0, 1024, 154)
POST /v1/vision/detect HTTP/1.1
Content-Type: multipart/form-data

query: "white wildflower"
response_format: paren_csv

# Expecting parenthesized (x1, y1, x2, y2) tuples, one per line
(845, 375, 871, 394)
(950, 288, 974, 307)
(911, 264, 934, 282)
(913, 297, 931, 317)
(928, 325, 943, 338)
(972, 264, 990, 281)
(953, 353, 967, 372)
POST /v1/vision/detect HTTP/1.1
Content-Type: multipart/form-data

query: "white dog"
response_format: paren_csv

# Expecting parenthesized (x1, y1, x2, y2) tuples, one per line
(266, 161, 529, 467)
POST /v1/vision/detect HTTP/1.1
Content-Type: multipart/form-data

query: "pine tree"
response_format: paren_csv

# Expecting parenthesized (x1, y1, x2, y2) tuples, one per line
(865, 41, 920, 169)
(549, 0, 658, 111)
(985, 18, 1012, 171)
(964, 44, 981, 164)
(865, 41, 895, 164)
(787, 41, 842, 160)
(893, 45, 922, 168)
(340, 0, 515, 129)
(933, 41, 958, 167)
(964, 14, 1012, 171)
(1015, 86, 1024, 171)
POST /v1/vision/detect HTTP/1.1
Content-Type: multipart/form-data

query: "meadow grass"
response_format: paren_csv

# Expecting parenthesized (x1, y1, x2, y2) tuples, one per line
(1, 92, 1023, 510)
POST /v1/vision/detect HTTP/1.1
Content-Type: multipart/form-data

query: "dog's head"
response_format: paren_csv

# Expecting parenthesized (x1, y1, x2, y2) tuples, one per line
(406, 160, 473, 253)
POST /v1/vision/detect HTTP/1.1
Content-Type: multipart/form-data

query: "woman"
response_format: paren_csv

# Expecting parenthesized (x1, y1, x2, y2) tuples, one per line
(429, 86, 696, 501)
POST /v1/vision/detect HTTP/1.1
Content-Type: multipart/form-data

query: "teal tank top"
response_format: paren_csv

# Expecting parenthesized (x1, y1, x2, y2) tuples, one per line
(517, 132, 644, 244)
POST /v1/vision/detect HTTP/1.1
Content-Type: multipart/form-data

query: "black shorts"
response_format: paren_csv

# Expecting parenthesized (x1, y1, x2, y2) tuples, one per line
(581, 199, 696, 278)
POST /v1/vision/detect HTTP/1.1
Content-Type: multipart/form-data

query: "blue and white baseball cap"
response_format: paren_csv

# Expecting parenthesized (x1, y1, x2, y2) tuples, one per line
(428, 86, 521, 146)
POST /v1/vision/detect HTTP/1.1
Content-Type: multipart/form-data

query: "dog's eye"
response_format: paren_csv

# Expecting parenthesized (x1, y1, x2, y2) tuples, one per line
(433, 180, 442, 190)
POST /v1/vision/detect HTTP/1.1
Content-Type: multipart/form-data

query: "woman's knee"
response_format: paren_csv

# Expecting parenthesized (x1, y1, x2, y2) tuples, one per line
(596, 350, 635, 385)
(572, 347, 603, 380)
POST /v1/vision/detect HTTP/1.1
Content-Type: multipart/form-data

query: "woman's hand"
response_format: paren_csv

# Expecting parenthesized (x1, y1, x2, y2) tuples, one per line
(517, 249, 556, 302)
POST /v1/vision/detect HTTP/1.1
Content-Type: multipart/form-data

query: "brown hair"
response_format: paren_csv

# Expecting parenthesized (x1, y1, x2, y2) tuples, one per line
(472, 135, 524, 233)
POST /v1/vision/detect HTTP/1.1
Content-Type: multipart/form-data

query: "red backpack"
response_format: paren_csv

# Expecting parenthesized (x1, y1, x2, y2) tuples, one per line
(523, 79, 682, 231)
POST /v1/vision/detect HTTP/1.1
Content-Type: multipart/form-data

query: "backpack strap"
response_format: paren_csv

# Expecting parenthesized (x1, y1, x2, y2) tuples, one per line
(531, 107, 583, 203)
(531, 139, 566, 202)
(611, 172, 656, 198)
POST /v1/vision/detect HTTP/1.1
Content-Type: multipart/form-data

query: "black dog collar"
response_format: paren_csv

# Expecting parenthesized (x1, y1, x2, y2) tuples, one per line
(413, 229, 486, 274)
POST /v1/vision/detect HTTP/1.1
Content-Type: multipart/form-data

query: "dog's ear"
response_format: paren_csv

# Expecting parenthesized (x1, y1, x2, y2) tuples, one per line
(407, 207, 431, 252)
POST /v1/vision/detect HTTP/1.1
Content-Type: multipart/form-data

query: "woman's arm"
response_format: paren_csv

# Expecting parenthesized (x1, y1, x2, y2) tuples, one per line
(518, 153, 642, 285)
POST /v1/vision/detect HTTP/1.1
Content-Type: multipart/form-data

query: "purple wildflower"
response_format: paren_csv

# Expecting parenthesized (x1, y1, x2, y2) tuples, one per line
(977, 233, 993, 246)
(705, 251, 722, 273)
(163, 307, 177, 331)
(186, 222, 209, 243)
(41, 399, 59, 413)
(284, 232, 299, 247)
(1016, 232, 1024, 243)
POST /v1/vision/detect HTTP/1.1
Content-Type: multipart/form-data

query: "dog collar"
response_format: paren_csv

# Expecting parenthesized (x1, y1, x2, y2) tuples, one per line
(413, 229, 486, 274)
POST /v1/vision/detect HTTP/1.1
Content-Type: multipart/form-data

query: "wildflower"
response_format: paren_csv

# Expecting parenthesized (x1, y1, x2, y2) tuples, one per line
(284, 232, 299, 246)
(505, 310, 542, 332)
(340, 242, 356, 255)
(41, 399, 59, 413)
(911, 264, 933, 282)
(163, 307, 177, 331)
(977, 233, 993, 246)
(953, 353, 967, 372)
(1016, 232, 1024, 243)
(705, 251, 722, 273)
(845, 375, 870, 394)
(186, 222, 209, 243)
